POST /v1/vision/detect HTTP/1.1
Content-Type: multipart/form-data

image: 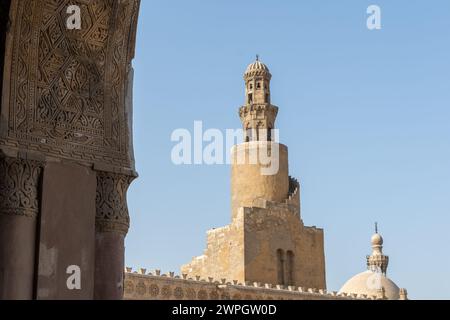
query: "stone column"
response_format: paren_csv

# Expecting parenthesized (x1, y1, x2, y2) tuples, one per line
(0, 156, 42, 299)
(94, 171, 134, 300)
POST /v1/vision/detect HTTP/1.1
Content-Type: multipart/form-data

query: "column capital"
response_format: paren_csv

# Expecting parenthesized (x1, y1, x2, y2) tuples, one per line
(95, 171, 135, 235)
(0, 156, 43, 219)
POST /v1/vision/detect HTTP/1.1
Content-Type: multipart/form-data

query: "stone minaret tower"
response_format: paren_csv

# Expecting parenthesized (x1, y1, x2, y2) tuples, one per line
(231, 58, 290, 219)
(182, 58, 326, 290)
(239, 56, 278, 142)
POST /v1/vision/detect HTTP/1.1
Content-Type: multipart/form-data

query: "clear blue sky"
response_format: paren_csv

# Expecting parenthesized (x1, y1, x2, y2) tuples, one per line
(126, 0, 450, 299)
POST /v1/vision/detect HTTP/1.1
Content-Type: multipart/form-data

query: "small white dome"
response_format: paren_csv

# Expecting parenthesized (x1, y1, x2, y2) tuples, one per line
(339, 270, 400, 300)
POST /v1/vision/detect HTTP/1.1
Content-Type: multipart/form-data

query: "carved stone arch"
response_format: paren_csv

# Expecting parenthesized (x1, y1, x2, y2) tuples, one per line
(0, 0, 141, 300)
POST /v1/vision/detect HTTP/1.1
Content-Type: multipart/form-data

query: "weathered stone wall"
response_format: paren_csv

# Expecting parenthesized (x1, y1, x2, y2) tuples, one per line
(299, 226, 326, 289)
(243, 203, 326, 289)
(182, 201, 326, 290)
(231, 142, 289, 219)
(124, 270, 372, 300)
(181, 217, 245, 283)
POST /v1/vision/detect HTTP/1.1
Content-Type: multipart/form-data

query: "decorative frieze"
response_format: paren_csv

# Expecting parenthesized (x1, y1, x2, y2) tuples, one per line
(124, 270, 368, 301)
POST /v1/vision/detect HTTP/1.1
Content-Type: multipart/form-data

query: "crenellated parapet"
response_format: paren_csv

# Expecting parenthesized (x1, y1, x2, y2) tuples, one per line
(124, 268, 378, 300)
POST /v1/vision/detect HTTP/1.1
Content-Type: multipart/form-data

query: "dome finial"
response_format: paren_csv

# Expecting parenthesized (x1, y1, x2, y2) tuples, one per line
(367, 225, 389, 275)
(256, 54, 260, 61)
(340, 224, 404, 300)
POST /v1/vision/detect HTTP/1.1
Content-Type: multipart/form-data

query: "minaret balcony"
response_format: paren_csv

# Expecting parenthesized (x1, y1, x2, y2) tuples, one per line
(239, 104, 279, 121)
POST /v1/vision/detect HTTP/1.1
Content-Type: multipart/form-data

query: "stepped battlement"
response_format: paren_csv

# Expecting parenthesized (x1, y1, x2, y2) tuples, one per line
(124, 268, 378, 300)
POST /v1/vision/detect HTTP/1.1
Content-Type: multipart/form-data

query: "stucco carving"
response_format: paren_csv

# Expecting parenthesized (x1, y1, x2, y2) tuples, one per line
(1, 0, 140, 171)
(95, 171, 134, 234)
(0, 156, 42, 218)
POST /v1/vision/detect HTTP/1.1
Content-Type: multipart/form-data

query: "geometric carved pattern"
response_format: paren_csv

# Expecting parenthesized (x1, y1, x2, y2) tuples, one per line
(124, 280, 135, 295)
(136, 282, 146, 296)
(161, 285, 172, 298)
(1, 0, 140, 171)
(95, 171, 135, 234)
(0, 156, 42, 218)
(149, 284, 159, 297)
(173, 287, 184, 299)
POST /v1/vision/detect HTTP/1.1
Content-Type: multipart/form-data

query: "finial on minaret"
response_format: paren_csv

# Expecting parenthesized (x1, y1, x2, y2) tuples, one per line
(367, 225, 389, 275)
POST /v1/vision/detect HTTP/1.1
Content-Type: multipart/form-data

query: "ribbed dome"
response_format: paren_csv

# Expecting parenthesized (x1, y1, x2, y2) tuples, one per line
(245, 60, 270, 74)
(339, 270, 400, 300)
(244, 58, 271, 78)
